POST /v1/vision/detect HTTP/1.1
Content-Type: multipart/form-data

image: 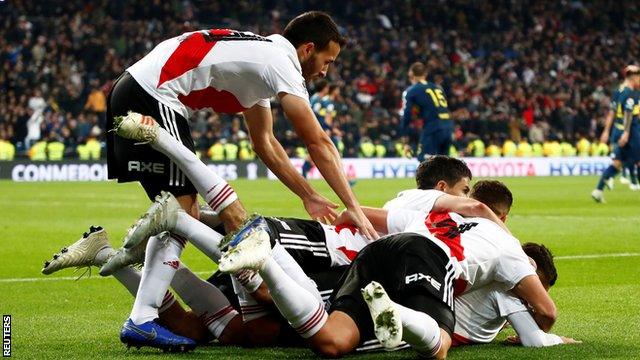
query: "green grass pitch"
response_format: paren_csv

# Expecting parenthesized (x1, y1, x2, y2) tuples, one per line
(1, 176, 639, 359)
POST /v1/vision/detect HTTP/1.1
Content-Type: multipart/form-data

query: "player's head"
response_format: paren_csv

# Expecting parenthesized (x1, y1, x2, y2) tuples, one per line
(469, 180, 513, 222)
(283, 11, 347, 81)
(408, 62, 427, 84)
(328, 84, 340, 97)
(623, 65, 640, 89)
(314, 79, 329, 94)
(522, 242, 557, 290)
(415, 155, 471, 196)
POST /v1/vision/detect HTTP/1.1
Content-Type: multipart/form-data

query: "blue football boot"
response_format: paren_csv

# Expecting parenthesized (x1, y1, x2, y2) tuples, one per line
(120, 318, 196, 352)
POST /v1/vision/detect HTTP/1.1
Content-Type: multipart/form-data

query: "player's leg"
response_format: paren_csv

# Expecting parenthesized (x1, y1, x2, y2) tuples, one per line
(219, 228, 359, 356)
(593, 158, 621, 202)
(113, 109, 245, 231)
(171, 265, 246, 345)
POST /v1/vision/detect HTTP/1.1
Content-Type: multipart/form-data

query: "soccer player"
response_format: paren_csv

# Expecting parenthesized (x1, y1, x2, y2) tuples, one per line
(592, 65, 640, 202)
(400, 62, 453, 160)
(40, 226, 246, 350)
(303, 82, 339, 178)
(105, 11, 377, 350)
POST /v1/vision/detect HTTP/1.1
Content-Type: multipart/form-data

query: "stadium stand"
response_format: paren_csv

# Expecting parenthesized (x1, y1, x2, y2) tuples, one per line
(1, 0, 638, 159)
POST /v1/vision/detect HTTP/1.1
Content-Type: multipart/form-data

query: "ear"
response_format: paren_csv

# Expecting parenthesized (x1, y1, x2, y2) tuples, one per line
(500, 214, 508, 222)
(434, 180, 448, 191)
(299, 42, 315, 58)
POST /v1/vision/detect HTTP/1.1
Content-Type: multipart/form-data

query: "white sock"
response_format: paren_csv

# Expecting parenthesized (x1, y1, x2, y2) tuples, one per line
(199, 206, 222, 229)
(152, 127, 237, 212)
(173, 211, 223, 262)
(259, 257, 327, 338)
(171, 265, 238, 338)
(395, 303, 442, 356)
(94, 246, 115, 265)
(271, 243, 322, 302)
(231, 276, 270, 323)
(112, 266, 176, 314)
(129, 235, 184, 324)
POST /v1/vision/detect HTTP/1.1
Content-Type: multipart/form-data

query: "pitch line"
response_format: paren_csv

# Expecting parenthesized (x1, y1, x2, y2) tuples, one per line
(1, 254, 640, 283)
(0, 270, 213, 283)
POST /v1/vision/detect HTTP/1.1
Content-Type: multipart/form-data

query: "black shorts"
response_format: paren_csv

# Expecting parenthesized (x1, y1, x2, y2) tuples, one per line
(329, 232, 456, 343)
(265, 217, 332, 273)
(106, 72, 197, 200)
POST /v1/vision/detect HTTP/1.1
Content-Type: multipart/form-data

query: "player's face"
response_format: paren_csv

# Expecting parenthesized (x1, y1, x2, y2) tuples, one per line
(444, 177, 471, 197)
(300, 41, 341, 82)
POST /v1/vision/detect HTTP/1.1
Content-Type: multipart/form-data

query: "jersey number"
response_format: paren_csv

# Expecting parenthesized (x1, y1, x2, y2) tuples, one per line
(426, 88, 448, 108)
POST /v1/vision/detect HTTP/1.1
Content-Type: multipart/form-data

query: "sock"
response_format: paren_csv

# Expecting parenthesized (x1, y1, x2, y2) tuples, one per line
(112, 265, 176, 313)
(597, 165, 619, 190)
(626, 163, 638, 185)
(395, 303, 442, 357)
(171, 265, 238, 338)
(152, 127, 237, 213)
(259, 257, 327, 338)
(199, 206, 222, 229)
(302, 160, 312, 178)
(173, 211, 223, 262)
(271, 243, 322, 302)
(129, 235, 184, 324)
(231, 275, 270, 323)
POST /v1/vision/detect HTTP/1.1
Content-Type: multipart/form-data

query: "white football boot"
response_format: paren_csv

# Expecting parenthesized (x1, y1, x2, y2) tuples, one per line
(112, 111, 159, 144)
(218, 229, 271, 274)
(98, 233, 161, 276)
(591, 189, 605, 203)
(620, 175, 630, 185)
(605, 177, 614, 190)
(629, 183, 640, 191)
(42, 226, 112, 275)
(362, 281, 403, 350)
(122, 191, 180, 249)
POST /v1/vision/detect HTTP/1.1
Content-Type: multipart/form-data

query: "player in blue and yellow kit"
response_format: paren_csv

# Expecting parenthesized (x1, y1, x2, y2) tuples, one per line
(304, 81, 338, 178)
(400, 62, 453, 160)
(592, 65, 640, 202)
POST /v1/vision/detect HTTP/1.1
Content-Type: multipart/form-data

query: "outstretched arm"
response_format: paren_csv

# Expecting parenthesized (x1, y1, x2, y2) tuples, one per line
(507, 310, 580, 347)
(280, 93, 377, 239)
(244, 104, 338, 221)
(511, 275, 557, 332)
(433, 194, 510, 233)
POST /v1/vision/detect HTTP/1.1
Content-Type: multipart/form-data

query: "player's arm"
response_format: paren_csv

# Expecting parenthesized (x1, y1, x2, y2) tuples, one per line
(507, 310, 580, 347)
(510, 275, 557, 332)
(599, 109, 615, 143)
(279, 93, 377, 239)
(243, 104, 338, 221)
(432, 194, 510, 233)
(619, 96, 634, 147)
(400, 89, 415, 135)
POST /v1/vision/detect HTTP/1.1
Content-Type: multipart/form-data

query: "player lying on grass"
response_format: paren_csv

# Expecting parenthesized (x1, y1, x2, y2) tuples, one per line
(215, 159, 561, 358)
(41, 226, 247, 351)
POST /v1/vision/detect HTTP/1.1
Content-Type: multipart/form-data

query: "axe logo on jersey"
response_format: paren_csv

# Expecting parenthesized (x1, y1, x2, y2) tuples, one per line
(127, 161, 164, 174)
(405, 272, 442, 291)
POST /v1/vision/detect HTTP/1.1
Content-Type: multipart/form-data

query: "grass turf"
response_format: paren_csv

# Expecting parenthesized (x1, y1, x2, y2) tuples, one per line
(0, 176, 639, 359)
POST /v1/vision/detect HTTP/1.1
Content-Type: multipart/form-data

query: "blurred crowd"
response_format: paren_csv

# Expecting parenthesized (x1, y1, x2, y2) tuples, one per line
(1, 0, 639, 161)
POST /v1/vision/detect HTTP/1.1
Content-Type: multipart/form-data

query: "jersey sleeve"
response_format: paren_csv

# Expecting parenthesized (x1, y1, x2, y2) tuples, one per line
(386, 208, 426, 234)
(263, 60, 309, 103)
(383, 189, 445, 212)
(494, 244, 537, 290)
(621, 90, 635, 113)
(494, 290, 528, 317)
(507, 311, 563, 347)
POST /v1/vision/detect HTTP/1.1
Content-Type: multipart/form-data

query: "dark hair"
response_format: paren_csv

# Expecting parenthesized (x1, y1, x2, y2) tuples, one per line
(522, 243, 557, 287)
(314, 79, 329, 92)
(469, 180, 513, 217)
(415, 155, 472, 190)
(409, 62, 426, 77)
(283, 11, 347, 51)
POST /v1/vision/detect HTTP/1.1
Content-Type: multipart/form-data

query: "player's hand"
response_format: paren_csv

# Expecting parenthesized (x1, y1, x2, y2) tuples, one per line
(302, 193, 338, 224)
(560, 336, 582, 344)
(599, 130, 609, 144)
(505, 335, 521, 346)
(618, 132, 629, 147)
(342, 206, 379, 241)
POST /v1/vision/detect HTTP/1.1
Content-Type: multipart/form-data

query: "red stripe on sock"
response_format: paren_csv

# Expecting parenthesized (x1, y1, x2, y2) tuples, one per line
(212, 188, 235, 211)
(204, 306, 234, 326)
(210, 185, 233, 209)
(207, 184, 230, 206)
(295, 305, 325, 334)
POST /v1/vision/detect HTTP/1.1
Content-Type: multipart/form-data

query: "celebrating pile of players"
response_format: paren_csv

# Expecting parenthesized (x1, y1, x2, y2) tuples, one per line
(40, 11, 579, 358)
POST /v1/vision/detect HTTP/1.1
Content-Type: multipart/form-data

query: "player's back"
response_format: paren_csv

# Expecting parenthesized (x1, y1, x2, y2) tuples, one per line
(404, 81, 451, 133)
(453, 283, 525, 344)
(128, 29, 308, 118)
